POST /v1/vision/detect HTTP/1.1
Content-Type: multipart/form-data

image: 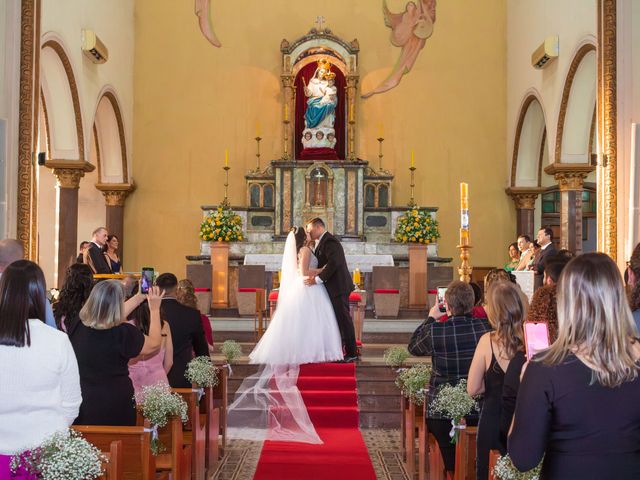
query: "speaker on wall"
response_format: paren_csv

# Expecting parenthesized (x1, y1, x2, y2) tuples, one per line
(37, 152, 46, 166)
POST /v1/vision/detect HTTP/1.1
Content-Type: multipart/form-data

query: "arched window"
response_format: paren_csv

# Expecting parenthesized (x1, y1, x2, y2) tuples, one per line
(249, 184, 261, 207)
(378, 185, 389, 207)
(263, 184, 274, 208)
(365, 184, 375, 208)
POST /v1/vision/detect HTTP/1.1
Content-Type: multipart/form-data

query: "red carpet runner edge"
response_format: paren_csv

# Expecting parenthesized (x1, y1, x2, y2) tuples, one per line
(253, 362, 377, 480)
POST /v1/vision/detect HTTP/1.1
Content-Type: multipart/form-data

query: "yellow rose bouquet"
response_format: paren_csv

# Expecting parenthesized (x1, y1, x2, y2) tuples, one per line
(394, 209, 440, 244)
(199, 204, 244, 242)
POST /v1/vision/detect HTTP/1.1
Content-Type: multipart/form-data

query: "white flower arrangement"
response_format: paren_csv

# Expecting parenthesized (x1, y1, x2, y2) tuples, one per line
(430, 379, 478, 444)
(493, 454, 542, 480)
(185, 356, 220, 402)
(221, 340, 242, 364)
(136, 383, 188, 455)
(11, 429, 105, 480)
(383, 346, 410, 369)
(395, 363, 432, 405)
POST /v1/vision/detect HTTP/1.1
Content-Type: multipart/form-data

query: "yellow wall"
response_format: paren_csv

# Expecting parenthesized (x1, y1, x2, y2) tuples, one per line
(128, 0, 511, 275)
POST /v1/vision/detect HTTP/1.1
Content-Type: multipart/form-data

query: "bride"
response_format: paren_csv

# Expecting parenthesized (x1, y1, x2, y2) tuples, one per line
(250, 226, 343, 365)
(226, 227, 343, 443)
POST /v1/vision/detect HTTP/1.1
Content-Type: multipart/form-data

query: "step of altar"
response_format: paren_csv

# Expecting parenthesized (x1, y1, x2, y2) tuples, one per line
(212, 339, 429, 430)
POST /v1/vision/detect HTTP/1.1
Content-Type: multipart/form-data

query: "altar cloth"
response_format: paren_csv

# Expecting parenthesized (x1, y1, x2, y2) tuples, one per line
(244, 254, 394, 272)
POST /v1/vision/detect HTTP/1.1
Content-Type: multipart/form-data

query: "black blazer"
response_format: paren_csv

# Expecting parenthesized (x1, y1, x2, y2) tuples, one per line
(534, 243, 557, 274)
(161, 298, 209, 388)
(315, 232, 353, 298)
(85, 243, 112, 274)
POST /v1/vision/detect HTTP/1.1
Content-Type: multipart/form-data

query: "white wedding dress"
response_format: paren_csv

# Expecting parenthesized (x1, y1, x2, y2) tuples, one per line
(226, 231, 343, 444)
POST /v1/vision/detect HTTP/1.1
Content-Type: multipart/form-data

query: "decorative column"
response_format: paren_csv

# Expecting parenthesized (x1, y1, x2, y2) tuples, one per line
(281, 74, 295, 160)
(545, 164, 595, 254)
(46, 160, 95, 286)
(505, 187, 544, 239)
(96, 183, 135, 258)
(346, 75, 359, 160)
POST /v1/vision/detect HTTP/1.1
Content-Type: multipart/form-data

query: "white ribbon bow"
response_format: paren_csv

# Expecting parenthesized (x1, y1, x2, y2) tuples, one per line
(144, 425, 159, 442)
(193, 387, 205, 402)
(223, 363, 233, 377)
(449, 420, 466, 439)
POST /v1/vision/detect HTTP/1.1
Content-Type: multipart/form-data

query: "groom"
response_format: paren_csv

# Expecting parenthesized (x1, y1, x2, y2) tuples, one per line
(304, 218, 358, 362)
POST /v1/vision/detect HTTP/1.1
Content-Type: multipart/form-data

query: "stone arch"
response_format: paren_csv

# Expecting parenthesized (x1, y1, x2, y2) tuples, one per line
(510, 92, 547, 187)
(555, 43, 597, 163)
(40, 36, 84, 161)
(92, 88, 128, 183)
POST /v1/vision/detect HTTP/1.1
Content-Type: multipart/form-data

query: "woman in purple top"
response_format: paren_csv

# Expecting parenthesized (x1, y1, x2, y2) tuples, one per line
(128, 300, 173, 396)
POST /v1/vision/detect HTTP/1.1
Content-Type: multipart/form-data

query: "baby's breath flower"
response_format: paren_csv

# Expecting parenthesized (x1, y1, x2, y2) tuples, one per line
(383, 346, 410, 369)
(493, 454, 542, 480)
(395, 363, 432, 405)
(221, 340, 242, 364)
(186, 356, 220, 388)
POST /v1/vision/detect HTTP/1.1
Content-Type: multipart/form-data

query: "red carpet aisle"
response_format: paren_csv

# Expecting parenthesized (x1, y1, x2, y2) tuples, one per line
(253, 363, 377, 480)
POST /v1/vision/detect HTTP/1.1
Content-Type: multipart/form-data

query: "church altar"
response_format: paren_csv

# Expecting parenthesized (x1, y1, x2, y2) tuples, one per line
(186, 25, 452, 312)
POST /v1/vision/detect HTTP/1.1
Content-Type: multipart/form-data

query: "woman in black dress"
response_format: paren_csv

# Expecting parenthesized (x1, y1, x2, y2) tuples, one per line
(509, 253, 640, 479)
(467, 281, 528, 480)
(53, 263, 94, 335)
(71, 280, 164, 426)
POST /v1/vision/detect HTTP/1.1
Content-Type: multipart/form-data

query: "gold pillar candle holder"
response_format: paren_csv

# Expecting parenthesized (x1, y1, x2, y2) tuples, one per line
(223, 165, 230, 201)
(377, 137, 384, 171)
(408, 166, 417, 208)
(282, 119, 290, 161)
(458, 237, 473, 283)
(254, 136, 262, 172)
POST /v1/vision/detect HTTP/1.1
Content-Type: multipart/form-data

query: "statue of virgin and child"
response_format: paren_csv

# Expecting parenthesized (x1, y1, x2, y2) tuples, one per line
(301, 59, 338, 150)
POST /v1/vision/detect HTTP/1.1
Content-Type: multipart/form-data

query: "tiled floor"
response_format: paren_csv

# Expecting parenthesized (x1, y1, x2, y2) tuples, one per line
(212, 429, 409, 480)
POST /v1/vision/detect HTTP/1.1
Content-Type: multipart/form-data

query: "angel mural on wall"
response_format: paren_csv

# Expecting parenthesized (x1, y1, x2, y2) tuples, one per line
(362, 0, 437, 98)
(195, 0, 221, 47)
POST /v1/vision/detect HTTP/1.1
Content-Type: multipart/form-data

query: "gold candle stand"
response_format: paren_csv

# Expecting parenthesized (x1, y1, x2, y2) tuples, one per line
(254, 136, 262, 172)
(458, 234, 473, 283)
(282, 119, 290, 160)
(223, 165, 230, 200)
(377, 137, 384, 171)
(408, 165, 417, 207)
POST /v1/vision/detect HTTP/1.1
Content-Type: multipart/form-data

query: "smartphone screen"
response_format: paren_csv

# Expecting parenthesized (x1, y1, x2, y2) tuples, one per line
(437, 286, 447, 312)
(141, 267, 154, 294)
(523, 322, 550, 360)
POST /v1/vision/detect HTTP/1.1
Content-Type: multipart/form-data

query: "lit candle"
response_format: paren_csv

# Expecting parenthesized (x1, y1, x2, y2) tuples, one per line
(460, 182, 469, 240)
(353, 268, 361, 286)
(284, 104, 289, 122)
(225, 149, 229, 167)
(411, 150, 415, 168)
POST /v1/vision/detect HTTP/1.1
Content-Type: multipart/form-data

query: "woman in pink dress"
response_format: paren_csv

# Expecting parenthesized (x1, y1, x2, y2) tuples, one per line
(128, 300, 173, 395)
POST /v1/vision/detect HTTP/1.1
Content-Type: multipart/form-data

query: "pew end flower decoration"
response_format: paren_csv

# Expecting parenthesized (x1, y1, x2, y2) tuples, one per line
(383, 346, 410, 369)
(199, 202, 244, 242)
(186, 356, 220, 403)
(493, 454, 542, 480)
(11, 429, 106, 480)
(394, 209, 440, 244)
(395, 363, 432, 405)
(136, 383, 188, 455)
(430, 379, 478, 444)
(221, 340, 242, 365)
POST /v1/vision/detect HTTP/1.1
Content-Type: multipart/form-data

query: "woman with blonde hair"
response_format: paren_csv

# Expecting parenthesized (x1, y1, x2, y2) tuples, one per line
(509, 253, 640, 478)
(176, 279, 214, 350)
(70, 280, 164, 426)
(468, 281, 528, 480)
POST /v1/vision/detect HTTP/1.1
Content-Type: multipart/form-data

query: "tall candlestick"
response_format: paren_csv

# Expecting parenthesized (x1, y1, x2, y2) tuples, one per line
(349, 103, 354, 122)
(284, 104, 289, 122)
(224, 149, 229, 167)
(411, 150, 415, 168)
(256, 122, 261, 137)
(458, 181, 472, 282)
(378, 123, 384, 138)
(460, 182, 469, 231)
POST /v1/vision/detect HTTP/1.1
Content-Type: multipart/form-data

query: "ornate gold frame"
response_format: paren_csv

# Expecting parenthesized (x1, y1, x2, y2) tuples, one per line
(597, 0, 617, 260)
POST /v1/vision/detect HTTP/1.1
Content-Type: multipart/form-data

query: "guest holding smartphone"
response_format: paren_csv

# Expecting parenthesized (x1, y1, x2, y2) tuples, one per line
(509, 253, 640, 478)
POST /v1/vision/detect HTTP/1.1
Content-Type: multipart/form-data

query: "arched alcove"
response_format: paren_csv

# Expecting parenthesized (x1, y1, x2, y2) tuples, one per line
(511, 95, 547, 187)
(93, 90, 128, 183)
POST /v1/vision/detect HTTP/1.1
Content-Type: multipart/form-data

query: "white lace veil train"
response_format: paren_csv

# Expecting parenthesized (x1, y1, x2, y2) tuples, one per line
(225, 231, 322, 444)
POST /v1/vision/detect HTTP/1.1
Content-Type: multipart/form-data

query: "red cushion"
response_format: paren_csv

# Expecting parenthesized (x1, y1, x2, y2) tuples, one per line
(268, 291, 279, 301)
(194, 288, 211, 292)
(349, 293, 362, 302)
(238, 288, 260, 293)
(374, 289, 400, 294)
(356, 340, 363, 347)
(427, 289, 437, 294)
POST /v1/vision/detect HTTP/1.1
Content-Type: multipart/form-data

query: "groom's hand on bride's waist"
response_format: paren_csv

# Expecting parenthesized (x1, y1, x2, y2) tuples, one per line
(303, 275, 322, 286)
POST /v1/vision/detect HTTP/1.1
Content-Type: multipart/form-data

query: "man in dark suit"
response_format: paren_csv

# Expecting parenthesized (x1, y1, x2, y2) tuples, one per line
(83, 228, 112, 274)
(532, 227, 558, 289)
(77, 241, 90, 264)
(304, 218, 357, 362)
(156, 273, 209, 388)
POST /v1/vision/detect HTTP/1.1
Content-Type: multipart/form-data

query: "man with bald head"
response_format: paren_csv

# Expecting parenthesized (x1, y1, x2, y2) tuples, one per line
(0, 238, 56, 328)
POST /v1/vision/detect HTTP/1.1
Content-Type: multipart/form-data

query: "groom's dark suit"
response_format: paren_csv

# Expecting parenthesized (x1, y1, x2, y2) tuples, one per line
(315, 232, 357, 358)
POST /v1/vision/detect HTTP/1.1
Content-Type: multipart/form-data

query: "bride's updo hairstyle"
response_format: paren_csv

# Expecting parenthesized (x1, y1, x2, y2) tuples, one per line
(291, 226, 308, 253)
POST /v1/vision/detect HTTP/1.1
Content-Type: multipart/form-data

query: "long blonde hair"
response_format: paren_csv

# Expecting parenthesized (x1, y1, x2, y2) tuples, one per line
(176, 279, 199, 311)
(538, 253, 639, 387)
(79, 280, 125, 330)
(485, 281, 528, 359)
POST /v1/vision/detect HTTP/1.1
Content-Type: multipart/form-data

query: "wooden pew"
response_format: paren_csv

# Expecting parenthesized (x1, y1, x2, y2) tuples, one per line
(155, 416, 192, 480)
(428, 433, 447, 480)
(72, 426, 157, 480)
(212, 365, 228, 456)
(98, 440, 123, 480)
(404, 398, 429, 480)
(172, 388, 207, 480)
(453, 426, 478, 480)
(488, 450, 501, 480)
(201, 386, 221, 473)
